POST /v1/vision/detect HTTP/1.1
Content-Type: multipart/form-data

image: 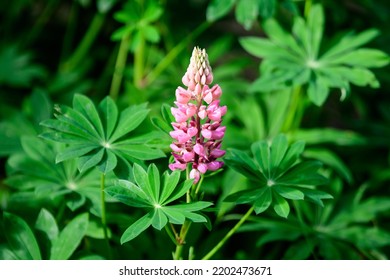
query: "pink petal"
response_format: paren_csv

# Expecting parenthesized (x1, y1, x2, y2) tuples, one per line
(169, 163, 187, 171)
(198, 106, 207, 119)
(171, 107, 188, 122)
(183, 151, 195, 162)
(189, 169, 200, 183)
(207, 161, 224, 171)
(203, 92, 213, 104)
(187, 127, 198, 137)
(201, 129, 212, 139)
(170, 144, 182, 153)
(210, 149, 226, 158)
(194, 143, 205, 156)
(186, 104, 197, 118)
(197, 163, 208, 173)
(175, 87, 191, 104)
(206, 73, 213, 84)
(208, 110, 221, 122)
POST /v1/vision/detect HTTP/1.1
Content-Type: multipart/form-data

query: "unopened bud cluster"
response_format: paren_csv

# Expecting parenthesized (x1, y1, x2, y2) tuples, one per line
(169, 47, 227, 183)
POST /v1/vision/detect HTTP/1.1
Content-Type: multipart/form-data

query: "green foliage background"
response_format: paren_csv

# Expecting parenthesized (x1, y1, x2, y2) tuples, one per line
(1, 0, 390, 260)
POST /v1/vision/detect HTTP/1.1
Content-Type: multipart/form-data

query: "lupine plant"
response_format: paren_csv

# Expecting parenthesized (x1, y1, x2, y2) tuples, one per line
(1, 0, 390, 260)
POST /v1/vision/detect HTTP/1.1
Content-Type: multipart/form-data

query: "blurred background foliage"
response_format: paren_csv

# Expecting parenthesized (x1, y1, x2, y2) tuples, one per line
(1, 0, 390, 260)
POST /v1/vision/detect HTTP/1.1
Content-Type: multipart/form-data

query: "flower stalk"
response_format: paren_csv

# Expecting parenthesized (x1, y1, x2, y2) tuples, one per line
(169, 47, 227, 259)
(169, 47, 227, 186)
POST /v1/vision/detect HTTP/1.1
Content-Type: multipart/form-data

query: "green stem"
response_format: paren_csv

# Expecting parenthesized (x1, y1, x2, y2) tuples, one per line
(202, 206, 254, 260)
(173, 220, 192, 260)
(100, 173, 111, 259)
(194, 174, 205, 197)
(109, 33, 130, 100)
(23, 0, 60, 47)
(165, 224, 179, 246)
(61, 12, 105, 72)
(55, 199, 67, 223)
(134, 33, 145, 88)
(304, 0, 312, 18)
(59, 1, 79, 69)
(145, 21, 210, 86)
(293, 201, 317, 259)
(282, 86, 302, 133)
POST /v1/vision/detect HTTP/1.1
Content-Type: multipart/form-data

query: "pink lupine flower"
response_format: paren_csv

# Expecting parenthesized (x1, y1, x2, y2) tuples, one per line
(169, 46, 227, 184)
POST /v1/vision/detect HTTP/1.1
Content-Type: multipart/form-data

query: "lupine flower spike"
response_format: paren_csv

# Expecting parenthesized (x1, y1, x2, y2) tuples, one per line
(169, 47, 227, 183)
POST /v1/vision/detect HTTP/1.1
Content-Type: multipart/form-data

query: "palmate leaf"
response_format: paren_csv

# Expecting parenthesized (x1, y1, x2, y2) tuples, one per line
(105, 163, 212, 243)
(240, 4, 389, 106)
(5, 136, 103, 214)
(225, 134, 331, 218)
(3, 212, 41, 260)
(50, 213, 89, 260)
(40, 94, 165, 174)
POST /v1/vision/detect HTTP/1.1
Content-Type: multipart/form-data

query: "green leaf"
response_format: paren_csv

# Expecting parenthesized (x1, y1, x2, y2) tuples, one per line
(235, 0, 259, 30)
(258, 0, 276, 18)
(225, 149, 259, 176)
(283, 240, 314, 259)
(98, 96, 118, 140)
(73, 94, 104, 138)
(151, 116, 172, 134)
(161, 206, 186, 225)
(151, 208, 168, 230)
(239, 37, 276, 58)
(164, 179, 193, 205)
(182, 212, 208, 223)
(120, 212, 153, 244)
(148, 164, 160, 202)
(298, 188, 333, 207)
(98, 150, 117, 174)
(307, 4, 324, 58)
(51, 104, 100, 140)
(279, 140, 305, 171)
(321, 29, 379, 60)
(143, 1, 163, 22)
(273, 193, 290, 218)
(304, 148, 353, 184)
(97, 0, 117, 13)
(105, 180, 151, 208)
(225, 187, 264, 204)
(278, 161, 327, 186)
(251, 141, 270, 174)
(161, 207, 186, 224)
(3, 212, 42, 260)
(21, 136, 52, 162)
(159, 170, 180, 204)
(291, 128, 366, 146)
(235, 97, 265, 141)
(0, 245, 18, 260)
(206, 0, 236, 22)
(0, 46, 46, 87)
(270, 134, 289, 174)
(133, 163, 155, 202)
(263, 18, 304, 57)
(56, 144, 96, 163)
(109, 104, 149, 142)
(168, 201, 213, 212)
(274, 185, 304, 200)
(114, 143, 165, 160)
(35, 208, 59, 242)
(307, 75, 330, 106)
(324, 48, 389, 68)
(50, 213, 89, 260)
(78, 148, 104, 172)
(319, 66, 379, 88)
(253, 188, 272, 214)
(143, 25, 160, 43)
